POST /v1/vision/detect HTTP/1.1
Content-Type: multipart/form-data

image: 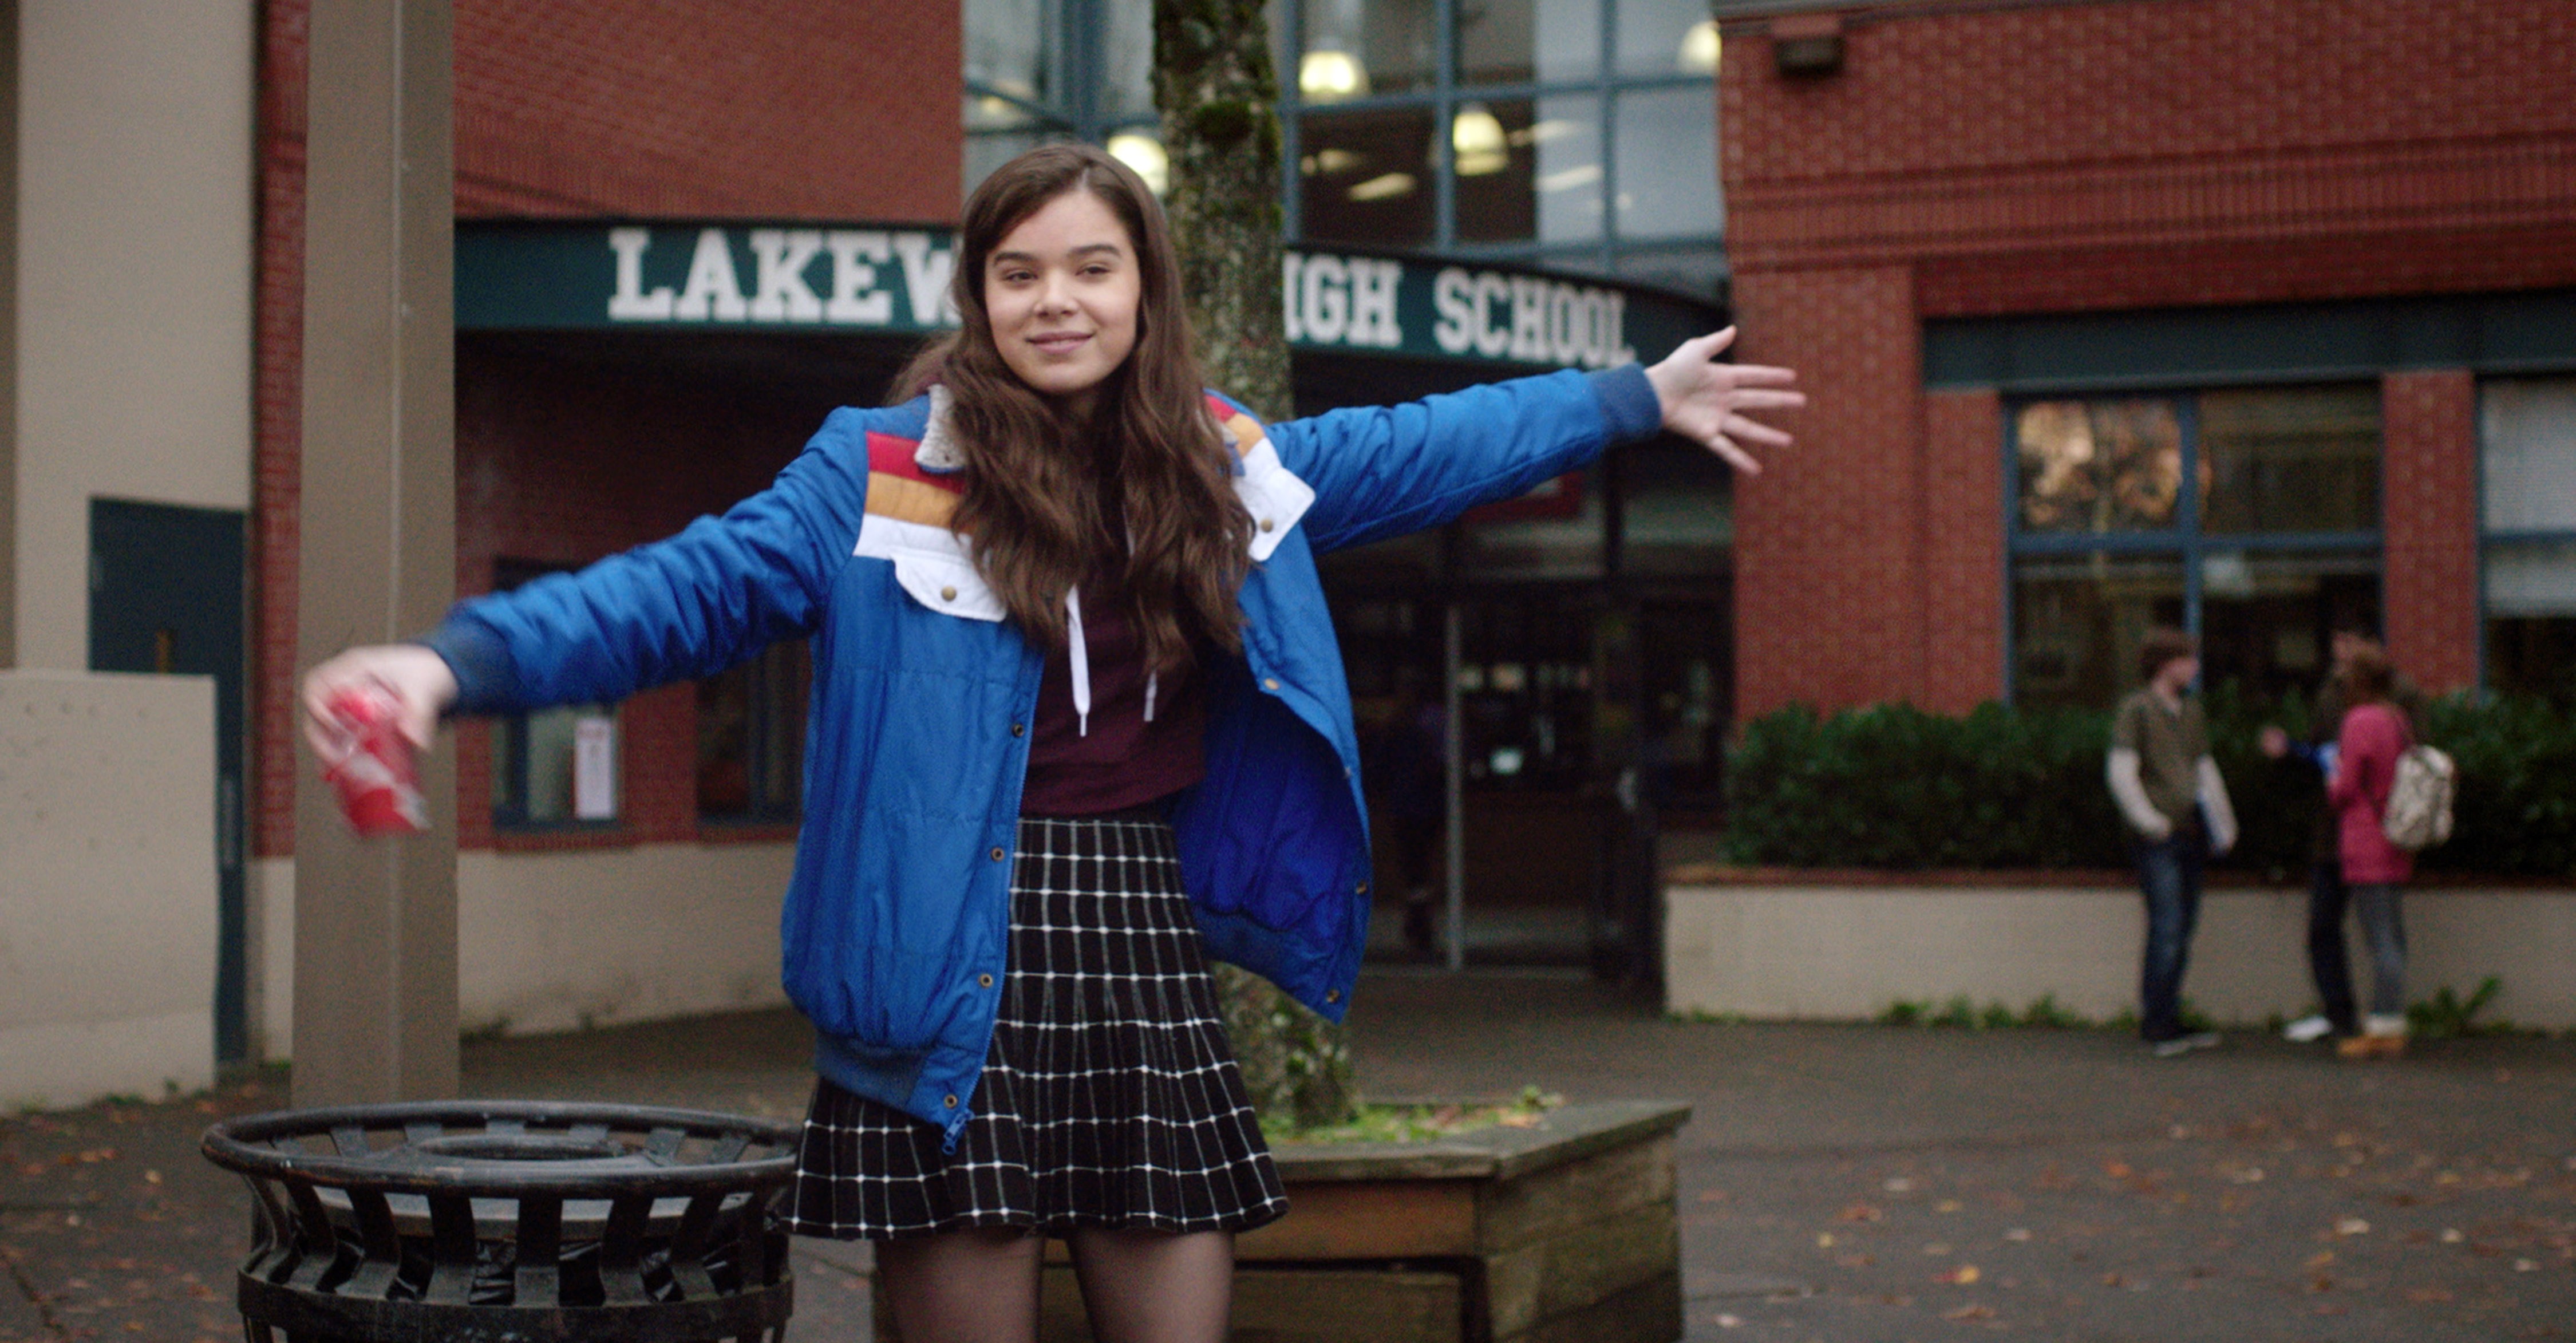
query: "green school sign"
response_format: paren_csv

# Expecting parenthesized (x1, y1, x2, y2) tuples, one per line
(455, 222, 1720, 369)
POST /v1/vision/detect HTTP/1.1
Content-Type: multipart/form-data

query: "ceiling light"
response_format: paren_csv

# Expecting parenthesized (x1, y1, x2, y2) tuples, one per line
(1678, 19, 1721, 74)
(1348, 172, 1416, 202)
(1452, 102, 1508, 176)
(1107, 132, 1168, 195)
(1299, 47, 1368, 101)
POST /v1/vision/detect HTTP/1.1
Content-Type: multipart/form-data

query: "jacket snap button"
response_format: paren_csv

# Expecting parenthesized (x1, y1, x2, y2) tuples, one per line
(941, 586, 958, 601)
(1326, 989, 1342, 1004)
(943, 1095, 958, 1108)
(1259, 518, 1274, 532)
(1010, 722, 1025, 737)
(990, 847, 1007, 862)
(978, 973, 994, 988)
(1356, 880, 1369, 895)
(1262, 677, 1281, 692)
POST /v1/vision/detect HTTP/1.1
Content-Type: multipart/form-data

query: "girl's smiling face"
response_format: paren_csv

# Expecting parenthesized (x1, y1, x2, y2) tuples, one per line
(984, 188, 1142, 421)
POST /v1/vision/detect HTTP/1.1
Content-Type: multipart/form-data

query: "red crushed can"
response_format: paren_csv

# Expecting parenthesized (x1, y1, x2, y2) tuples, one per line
(321, 685, 428, 836)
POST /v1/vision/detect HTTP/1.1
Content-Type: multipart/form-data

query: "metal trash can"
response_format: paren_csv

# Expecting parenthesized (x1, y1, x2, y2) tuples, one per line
(202, 1100, 799, 1342)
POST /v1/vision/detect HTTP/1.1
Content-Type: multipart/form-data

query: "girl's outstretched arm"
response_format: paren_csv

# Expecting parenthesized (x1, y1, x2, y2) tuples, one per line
(1272, 327, 1803, 554)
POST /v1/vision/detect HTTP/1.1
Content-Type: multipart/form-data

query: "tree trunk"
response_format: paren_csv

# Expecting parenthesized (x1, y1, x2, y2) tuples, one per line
(1156, 0, 1358, 1131)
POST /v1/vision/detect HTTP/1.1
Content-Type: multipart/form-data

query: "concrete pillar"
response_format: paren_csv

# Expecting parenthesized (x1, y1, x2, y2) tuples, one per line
(0, 1, 14, 670)
(291, 0, 458, 1106)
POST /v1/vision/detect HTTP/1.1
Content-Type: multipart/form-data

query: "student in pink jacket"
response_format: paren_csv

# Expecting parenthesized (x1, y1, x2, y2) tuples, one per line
(2326, 646, 2413, 1058)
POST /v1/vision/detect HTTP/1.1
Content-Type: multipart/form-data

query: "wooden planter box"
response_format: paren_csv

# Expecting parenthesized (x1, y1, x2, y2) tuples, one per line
(1076, 1100, 1687, 1343)
(871, 1101, 1689, 1343)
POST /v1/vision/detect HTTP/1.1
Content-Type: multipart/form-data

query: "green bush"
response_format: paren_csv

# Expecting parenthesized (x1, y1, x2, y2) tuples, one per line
(1721, 689, 2576, 880)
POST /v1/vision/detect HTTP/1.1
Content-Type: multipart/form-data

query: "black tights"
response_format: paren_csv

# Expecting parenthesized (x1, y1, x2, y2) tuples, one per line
(876, 1226, 1233, 1343)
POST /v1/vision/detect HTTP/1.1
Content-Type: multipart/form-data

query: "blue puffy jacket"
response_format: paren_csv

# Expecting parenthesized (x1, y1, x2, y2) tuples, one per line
(428, 365, 1662, 1146)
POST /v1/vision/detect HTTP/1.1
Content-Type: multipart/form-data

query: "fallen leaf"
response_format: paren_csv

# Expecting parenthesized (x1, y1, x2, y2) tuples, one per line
(2002, 1228, 2032, 1243)
(1836, 1203, 1884, 1223)
(1937, 1265, 1981, 1285)
(2515, 1259, 2539, 1272)
(141, 1170, 161, 1186)
(1935, 1200, 1963, 1213)
(1884, 1176, 1915, 1192)
(2306, 1251, 2337, 1269)
(2308, 1275, 2334, 1293)
(1818, 1233, 1837, 1248)
(2100, 1273, 2128, 1288)
(2226, 1166, 2265, 1184)
(1714, 1314, 1742, 1329)
(2103, 1161, 2133, 1179)
(2334, 1218, 2371, 1237)
(1944, 1304, 1997, 1321)
(2439, 1228, 2464, 1243)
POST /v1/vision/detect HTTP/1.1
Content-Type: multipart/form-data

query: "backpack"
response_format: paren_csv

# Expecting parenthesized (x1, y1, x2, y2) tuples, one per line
(2381, 742, 2456, 851)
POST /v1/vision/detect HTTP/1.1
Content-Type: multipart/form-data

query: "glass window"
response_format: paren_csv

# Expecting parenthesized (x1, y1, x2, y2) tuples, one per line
(2479, 377, 2576, 701)
(2198, 385, 2379, 534)
(2015, 397, 2184, 533)
(1618, 0, 1720, 76)
(697, 641, 809, 824)
(1620, 439, 1732, 576)
(1457, 0, 1601, 85)
(2011, 554, 2186, 710)
(1459, 465, 1606, 580)
(2198, 550, 2380, 702)
(1299, 106, 1437, 246)
(1614, 246, 1723, 299)
(1528, 95, 1603, 245)
(1613, 87, 1720, 239)
(1302, 0, 1437, 99)
(1098, 0, 1157, 122)
(965, 0, 1052, 106)
(2482, 376, 2576, 532)
(1454, 99, 1536, 243)
(489, 561, 620, 829)
(2008, 385, 2387, 709)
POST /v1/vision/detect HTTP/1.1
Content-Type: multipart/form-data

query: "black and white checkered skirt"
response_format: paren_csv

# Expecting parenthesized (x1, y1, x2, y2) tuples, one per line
(786, 811, 1289, 1240)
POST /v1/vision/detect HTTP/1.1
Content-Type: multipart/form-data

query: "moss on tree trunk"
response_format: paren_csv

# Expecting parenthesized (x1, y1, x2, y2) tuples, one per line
(1156, 0, 1358, 1131)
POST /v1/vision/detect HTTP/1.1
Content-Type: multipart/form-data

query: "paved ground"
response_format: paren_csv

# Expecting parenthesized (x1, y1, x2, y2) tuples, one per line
(3, 970, 2570, 1341)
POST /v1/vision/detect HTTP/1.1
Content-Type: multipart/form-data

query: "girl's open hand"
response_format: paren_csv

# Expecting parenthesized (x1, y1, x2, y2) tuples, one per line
(1644, 327, 1804, 474)
(300, 643, 459, 758)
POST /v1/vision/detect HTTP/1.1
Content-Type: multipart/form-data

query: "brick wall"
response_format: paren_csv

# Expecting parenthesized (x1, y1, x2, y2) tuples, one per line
(1919, 389, 2004, 713)
(2381, 371, 2481, 693)
(454, 0, 958, 220)
(444, 341, 848, 852)
(254, 0, 962, 858)
(1722, 0, 2576, 717)
(1730, 264, 1923, 717)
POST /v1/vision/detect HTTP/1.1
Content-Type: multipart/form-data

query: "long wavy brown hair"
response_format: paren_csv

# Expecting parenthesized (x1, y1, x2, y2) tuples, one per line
(894, 144, 1250, 672)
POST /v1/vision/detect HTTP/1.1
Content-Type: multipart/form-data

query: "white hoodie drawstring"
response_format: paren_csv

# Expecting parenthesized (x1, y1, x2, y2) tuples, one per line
(1064, 583, 1157, 733)
(1065, 587, 1092, 736)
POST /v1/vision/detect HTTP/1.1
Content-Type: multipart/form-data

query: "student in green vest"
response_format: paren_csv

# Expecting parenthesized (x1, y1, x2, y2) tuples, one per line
(2107, 628, 2239, 1058)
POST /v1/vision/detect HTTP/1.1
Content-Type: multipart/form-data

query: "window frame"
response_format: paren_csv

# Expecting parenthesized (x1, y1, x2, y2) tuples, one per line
(2000, 384, 2385, 706)
(1275, 0, 1724, 295)
(487, 560, 625, 834)
(2474, 370, 2576, 697)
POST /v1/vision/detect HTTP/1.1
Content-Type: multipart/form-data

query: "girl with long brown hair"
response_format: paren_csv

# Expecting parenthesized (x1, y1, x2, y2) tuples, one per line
(302, 142, 1801, 1342)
